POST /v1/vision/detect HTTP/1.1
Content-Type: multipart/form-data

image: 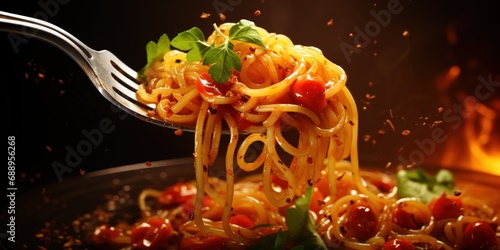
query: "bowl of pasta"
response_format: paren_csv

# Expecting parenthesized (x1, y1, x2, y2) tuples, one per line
(15, 156, 500, 250)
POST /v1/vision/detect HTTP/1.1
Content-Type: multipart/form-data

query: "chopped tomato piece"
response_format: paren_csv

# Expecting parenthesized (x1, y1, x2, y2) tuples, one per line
(392, 206, 425, 230)
(427, 193, 463, 221)
(196, 73, 232, 97)
(88, 224, 122, 245)
(290, 73, 327, 113)
(159, 183, 197, 205)
(219, 105, 254, 131)
(383, 238, 415, 250)
(131, 217, 174, 249)
(368, 177, 395, 193)
(271, 173, 289, 191)
(229, 214, 255, 228)
(180, 233, 226, 250)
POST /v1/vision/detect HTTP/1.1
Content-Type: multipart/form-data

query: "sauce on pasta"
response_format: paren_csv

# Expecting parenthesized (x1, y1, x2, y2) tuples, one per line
(87, 21, 499, 249)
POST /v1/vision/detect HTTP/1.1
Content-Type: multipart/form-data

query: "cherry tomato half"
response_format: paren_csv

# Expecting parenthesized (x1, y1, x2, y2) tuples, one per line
(131, 217, 174, 249)
(219, 105, 254, 131)
(290, 73, 327, 114)
(344, 202, 378, 242)
(229, 214, 255, 229)
(196, 73, 232, 97)
(88, 224, 122, 245)
(392, 206, 425, 230)
(159, 183, 197, 205)
(180, 233, 226, 250)
(427, 193, 463, 221)
(383, 238, 415, 250)
(463, 221, 497, 250)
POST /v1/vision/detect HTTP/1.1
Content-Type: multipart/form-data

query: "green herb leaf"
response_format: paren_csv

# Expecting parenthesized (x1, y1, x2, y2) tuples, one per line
(170, 27, 212, 62)
(168, 20, 266, 84)
(138, 33, 171, 78)
(203, 42, 241, 84)
(275, 229, 291, 250)
(286, 187, 313, 238)
(228, 19, 267, 49)
(396, 168, 454, 203)
(249, 233, 278, 250)
(251, 187, 327, 250)
(286, 187, 328, 250)
(145, 33, 171, 67)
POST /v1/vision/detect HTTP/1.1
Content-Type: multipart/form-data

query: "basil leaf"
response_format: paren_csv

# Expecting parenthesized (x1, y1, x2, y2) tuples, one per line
(251, 187, 327, 250)
(229, 19, 267, 49)
(171, 27, 211, 62)
(275, 229, 291, 250)
(167, 20, 266, 84)
(396, 168, 454, 203)
(186, 44, 213, 62)
(286, 187, 313, 238)
(203, 43, 241, 83)
(145, 33, 171, 67)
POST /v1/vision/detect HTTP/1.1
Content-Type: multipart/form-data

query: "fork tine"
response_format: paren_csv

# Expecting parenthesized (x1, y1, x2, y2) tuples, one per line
(110, 59, 142, 86)
(108, 70, 155, 111)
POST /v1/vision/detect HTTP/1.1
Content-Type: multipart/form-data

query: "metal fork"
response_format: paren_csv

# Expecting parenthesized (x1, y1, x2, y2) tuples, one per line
(1, 11, 189, 131)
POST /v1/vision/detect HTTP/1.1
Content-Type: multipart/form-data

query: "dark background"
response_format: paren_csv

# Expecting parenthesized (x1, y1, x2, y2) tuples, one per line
(2, 0, 499, 194)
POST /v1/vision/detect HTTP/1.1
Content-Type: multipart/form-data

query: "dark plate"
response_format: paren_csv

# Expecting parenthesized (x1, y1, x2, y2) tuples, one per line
(13, 157, 196, 250)
(9, 159, 500, 250)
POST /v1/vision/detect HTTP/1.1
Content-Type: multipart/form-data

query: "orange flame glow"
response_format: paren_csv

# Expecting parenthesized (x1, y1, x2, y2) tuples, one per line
(438, 101, 500, 176)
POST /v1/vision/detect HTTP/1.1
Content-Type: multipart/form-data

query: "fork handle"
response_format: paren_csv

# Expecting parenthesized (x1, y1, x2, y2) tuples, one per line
(0, 11, 95, 74)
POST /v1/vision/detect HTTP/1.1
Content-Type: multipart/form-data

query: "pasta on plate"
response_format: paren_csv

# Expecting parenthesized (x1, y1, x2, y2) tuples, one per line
(88, 20, 499, 249)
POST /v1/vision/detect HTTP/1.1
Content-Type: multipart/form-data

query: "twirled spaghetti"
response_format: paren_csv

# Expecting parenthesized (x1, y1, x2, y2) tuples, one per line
(86, 21, 499, 249)
(137, 21, 354, 243)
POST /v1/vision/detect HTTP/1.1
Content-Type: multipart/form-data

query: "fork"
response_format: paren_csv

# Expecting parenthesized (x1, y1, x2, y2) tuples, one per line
(0, 11, 192, 131)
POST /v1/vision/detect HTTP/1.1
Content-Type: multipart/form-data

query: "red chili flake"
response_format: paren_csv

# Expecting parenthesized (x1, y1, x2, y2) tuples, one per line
(327, 18, 334, 26)
(219, 13, 226, 21)
(174, 129, 183, 136)
(145, 161, 152, 167)
(254, 10, 261, 16)
(363, 135, 371, 141)
(200, 12, 211, 18)
(80, 169, 85, 175)
(146, 110, 156, 117)
(307, 179, 314, 186)
(307, 157, 313, 164)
